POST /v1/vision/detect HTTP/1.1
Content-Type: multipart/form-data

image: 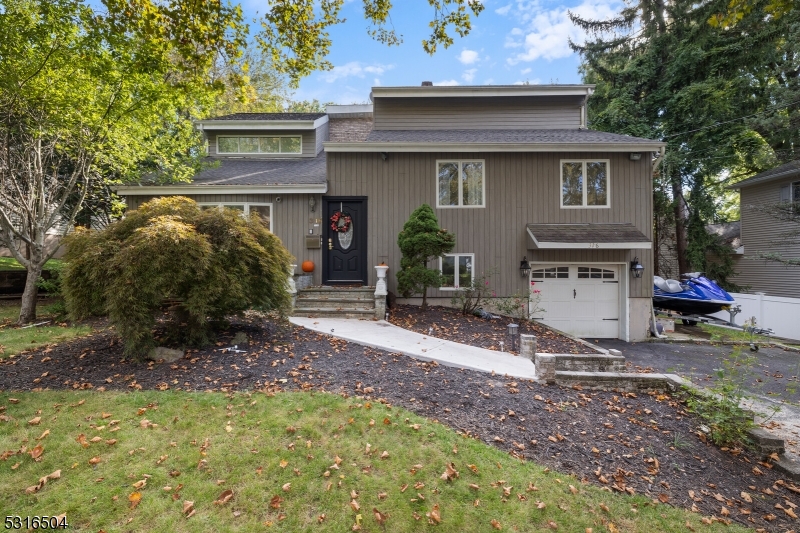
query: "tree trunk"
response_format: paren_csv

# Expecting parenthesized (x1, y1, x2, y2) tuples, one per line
(18, 266, 41, 324)
(421, 287, 428, 309)
(672, 181, 690, 276)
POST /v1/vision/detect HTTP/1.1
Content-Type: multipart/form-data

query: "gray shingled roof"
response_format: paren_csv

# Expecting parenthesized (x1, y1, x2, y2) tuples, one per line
(365, 129, 659, 144)
(206, 113, 326, 121)
(729, 160, 800, 189)
(527, 223, 650, 246)
(179, 154, 326, 186)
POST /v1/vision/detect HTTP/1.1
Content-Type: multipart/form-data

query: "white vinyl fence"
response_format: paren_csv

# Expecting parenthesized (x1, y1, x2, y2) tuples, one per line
(710, 293, 800, 342)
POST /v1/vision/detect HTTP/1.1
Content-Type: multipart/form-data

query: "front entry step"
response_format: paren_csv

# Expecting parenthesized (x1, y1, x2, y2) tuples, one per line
(293, 287, 379, 319)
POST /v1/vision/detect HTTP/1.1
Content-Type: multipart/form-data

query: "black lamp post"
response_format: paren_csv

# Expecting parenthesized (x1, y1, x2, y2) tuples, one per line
(519, 256, 531, 278)
(630, 257, 644, 278)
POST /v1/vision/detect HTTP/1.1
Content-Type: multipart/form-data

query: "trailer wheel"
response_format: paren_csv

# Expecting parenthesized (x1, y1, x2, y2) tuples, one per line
(682, 319, 698, 326)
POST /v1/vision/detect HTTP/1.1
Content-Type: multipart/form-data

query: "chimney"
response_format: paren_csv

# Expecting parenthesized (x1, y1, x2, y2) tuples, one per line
(421, 81, 433, 86)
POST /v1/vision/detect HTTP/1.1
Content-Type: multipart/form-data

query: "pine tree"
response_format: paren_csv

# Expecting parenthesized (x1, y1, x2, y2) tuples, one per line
(396, 204, 455, 309)
(570, 0, 799, 276)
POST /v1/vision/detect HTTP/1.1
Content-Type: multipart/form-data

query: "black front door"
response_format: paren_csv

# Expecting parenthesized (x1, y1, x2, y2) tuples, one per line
(323, 197, 368, 284)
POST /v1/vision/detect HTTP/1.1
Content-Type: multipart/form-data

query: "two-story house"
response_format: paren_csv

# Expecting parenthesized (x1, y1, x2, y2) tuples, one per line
(116, 83, 664, 342)
(727, 160, 800, 298)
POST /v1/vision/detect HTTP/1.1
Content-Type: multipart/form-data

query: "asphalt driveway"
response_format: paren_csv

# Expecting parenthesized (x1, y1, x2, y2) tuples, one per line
(595, 339, 800, 405)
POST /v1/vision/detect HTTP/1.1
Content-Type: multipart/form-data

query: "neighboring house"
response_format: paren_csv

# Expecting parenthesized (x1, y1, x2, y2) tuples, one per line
(116, 84, 664, 342)
(727, 160, 800, 298)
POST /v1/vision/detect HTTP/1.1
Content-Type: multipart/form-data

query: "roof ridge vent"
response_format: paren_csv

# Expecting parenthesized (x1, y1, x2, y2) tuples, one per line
(421, 81, 433, 86)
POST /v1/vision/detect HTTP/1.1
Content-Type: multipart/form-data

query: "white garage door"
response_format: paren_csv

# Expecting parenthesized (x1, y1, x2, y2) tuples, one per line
(530, 265, 620, 338)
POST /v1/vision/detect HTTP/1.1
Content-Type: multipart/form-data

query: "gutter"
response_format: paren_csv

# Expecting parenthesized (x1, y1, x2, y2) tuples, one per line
(323, 141, 666, 153)
(113, 183, 328, 195)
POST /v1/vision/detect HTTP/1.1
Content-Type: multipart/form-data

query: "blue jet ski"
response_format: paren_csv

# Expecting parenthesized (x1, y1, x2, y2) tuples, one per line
(653, 272, 736, 315)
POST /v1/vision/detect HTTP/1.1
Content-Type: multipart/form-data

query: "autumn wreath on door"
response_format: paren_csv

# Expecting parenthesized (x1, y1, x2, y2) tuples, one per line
(329, 211, 352, 233)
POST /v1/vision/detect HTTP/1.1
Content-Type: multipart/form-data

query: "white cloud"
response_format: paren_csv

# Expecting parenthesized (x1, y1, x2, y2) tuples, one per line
(462, 68, 478, 83)
(322, 61, 394, 83)
(374, 78, 381, 86)
(521, 67, 532, 74)
(434, 80, 461, 86)
(457, 49, 480, 65)
(495, 4, 511, 15)
(505, 0, 621, 64)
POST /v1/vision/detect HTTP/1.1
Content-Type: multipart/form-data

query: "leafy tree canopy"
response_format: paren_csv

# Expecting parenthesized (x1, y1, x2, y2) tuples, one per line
(62, 197, 294, 359)
(256, 0, 485, 86)
(0, 0, 251, 323)
(570, 0, 799, 276)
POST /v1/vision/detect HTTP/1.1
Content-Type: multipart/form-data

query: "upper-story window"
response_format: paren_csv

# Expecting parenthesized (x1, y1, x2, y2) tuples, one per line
(560, 160, 610, 208)
(217, 136, 302, 155)
(437, 160, 485, 208)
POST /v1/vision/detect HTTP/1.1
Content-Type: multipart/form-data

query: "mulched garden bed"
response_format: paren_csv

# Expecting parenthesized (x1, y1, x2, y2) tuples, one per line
(1, 314, 799, 532)
(387, 304, 599, 354)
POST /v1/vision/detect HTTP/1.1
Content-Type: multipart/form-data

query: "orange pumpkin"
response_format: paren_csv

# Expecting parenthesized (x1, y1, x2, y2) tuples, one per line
(301, 260, 315, 273)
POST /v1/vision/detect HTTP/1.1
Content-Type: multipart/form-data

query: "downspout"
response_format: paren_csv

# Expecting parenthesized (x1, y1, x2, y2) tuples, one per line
(650, 146, 668, 338)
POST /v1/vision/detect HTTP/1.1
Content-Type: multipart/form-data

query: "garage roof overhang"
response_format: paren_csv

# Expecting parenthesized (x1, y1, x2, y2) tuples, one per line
(526, 223, 652, 249)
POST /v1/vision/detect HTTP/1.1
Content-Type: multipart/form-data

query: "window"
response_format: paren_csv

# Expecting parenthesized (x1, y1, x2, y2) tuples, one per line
(560, 160, 609, 208)
(216, 136, 302, 155)
(577, 267, 616, 279)
(437, 160, 485, 207)
(794, 181, 800, 203)
(439, 253, 474, 290)
(531, 267, 569, 280)
(198, 203, 272, 232)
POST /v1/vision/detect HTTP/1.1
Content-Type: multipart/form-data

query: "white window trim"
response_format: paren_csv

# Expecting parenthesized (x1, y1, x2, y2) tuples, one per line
(216, 135, 302, 155)
(435, 159, 486, 209)
(559, 159, 611, 209)
(438, 253, 475, 291)
(197, 202, 274, 233)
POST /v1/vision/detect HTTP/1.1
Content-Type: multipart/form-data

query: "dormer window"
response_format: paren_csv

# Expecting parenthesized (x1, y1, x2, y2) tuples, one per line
(217, 136, 302, 155)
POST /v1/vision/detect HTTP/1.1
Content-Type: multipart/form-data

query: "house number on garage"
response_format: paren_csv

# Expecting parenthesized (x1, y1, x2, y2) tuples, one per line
(587, 243, 600, 248)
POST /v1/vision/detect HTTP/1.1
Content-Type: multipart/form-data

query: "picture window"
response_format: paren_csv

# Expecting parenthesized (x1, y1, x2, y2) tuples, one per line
(437, 160, 485, 208)
(560, 160, 609, 208)
(439, 253, 474, 289)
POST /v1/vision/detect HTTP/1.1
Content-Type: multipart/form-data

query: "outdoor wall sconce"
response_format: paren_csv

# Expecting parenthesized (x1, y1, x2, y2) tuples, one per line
(630, 256, 644, 278)
(309, 196, 316, 212)
(380, 152, 388, 161)
(519, 256, 531, 277)
(629, 152, 642, 161)
(507, 323, 519, 351)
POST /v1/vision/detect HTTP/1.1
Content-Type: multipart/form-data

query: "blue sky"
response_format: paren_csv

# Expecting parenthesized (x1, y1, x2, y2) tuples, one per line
(239, 0, 624, 105)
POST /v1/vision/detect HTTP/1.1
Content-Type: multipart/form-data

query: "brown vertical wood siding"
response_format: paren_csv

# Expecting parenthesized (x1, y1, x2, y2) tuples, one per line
(206, 129, 318, 157)
(123, 194, 324, 285)
(373, 96, 582, 130)
(326, 152, 653, 298)
(731, 177, 800, 298)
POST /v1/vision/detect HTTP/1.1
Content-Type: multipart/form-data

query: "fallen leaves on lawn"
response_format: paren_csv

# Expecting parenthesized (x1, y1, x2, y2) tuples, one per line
(214, 489, 233, 505)
(128, 491, 142, 509)
(25, 469, 61, 495)
(426, 503, 441, 524)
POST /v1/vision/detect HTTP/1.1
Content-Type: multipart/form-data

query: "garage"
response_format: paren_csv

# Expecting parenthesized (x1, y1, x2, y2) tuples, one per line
(530, 265, 620, 338)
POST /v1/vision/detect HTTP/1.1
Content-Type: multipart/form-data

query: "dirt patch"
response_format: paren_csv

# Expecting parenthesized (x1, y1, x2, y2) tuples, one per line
(1, 314, 798, 531)
(387, 304, 598, 355)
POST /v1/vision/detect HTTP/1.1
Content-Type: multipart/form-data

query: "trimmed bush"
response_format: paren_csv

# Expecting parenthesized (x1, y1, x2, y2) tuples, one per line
(396, 204, 455, 308)
(62, 197, 293, 359)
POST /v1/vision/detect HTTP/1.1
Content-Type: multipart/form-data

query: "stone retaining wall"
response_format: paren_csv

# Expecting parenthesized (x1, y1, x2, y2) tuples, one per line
(554, 354, 625, 373)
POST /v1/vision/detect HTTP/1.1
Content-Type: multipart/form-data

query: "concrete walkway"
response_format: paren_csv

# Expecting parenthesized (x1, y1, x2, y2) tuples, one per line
(289, 317, 538, 380)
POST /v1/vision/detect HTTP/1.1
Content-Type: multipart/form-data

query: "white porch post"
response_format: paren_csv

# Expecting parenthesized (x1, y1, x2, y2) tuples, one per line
(374, 265, 389, 320)
(287, 264, 297, 310)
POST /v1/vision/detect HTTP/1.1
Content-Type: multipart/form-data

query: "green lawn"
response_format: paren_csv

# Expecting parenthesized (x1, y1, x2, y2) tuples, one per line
(0, 257, 62, 271)
(0, 302, 91, 359)
(0, 390, 745, 532)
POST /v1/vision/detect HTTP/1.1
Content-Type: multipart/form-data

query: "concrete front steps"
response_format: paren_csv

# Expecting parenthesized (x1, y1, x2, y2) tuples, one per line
(293, 286, 378, 319)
